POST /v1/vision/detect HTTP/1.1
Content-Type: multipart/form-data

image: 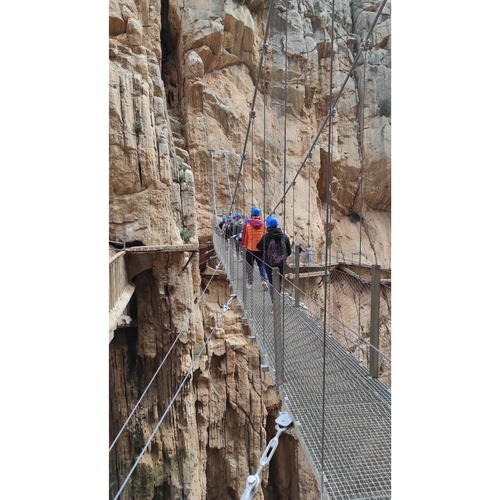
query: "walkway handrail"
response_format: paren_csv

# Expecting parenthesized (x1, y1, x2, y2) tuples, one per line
(213, 227, 391, 500)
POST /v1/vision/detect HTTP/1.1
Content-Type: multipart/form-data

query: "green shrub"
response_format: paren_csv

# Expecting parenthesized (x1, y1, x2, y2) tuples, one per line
(133, 120, 143, 133)
(379, 98, 391, 118)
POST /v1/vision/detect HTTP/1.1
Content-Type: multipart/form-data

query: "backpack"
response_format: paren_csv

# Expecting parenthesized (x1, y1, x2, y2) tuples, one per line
(267, 236, 286, 267)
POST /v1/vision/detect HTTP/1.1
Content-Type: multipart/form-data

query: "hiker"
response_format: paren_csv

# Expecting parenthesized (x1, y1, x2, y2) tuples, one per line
(218, 217, 226, 231)
(257, 216, 292, 302)
(225, 216, 234, 241)
(231, 212, 244, 260)
(241, 207, 268, 291)
(307, 243, 313, 264)
(239, 217, 250, 254)
(298, 242, 305, 263)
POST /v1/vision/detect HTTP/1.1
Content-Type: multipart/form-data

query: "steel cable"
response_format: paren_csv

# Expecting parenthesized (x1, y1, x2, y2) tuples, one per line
(320, 0, 337, 492)
(271, 0, 389, 215)
(228, 0, 277, 216)
(109, 260, 222, 452)
(112, 294, 236, 499)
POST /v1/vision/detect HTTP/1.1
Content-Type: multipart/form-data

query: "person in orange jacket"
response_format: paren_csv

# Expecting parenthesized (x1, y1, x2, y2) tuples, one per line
(241, 207, 268, 291)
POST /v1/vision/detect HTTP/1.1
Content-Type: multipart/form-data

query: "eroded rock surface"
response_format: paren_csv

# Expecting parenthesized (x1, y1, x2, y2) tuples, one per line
(109, 0, 390, 498)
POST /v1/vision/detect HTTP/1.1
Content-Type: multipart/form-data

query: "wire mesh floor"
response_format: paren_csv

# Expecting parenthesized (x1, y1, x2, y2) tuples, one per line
(214, 230, 391, 499)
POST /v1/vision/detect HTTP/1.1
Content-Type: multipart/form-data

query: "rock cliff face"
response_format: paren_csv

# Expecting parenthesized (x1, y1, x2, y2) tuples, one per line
(109, 0, 390, 498)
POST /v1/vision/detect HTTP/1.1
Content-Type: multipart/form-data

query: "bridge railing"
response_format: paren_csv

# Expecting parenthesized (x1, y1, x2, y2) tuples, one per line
(214, 229, 391, 384)
(296, 248, 391, 271)
(213, 228, 391, 499)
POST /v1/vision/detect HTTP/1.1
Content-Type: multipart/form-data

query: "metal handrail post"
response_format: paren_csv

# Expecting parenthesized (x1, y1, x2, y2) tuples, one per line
(369, 264, 381, 378)
(273, 267, 283, 385)
(242, 247, 248, 308)
(294, 245, 300, 307)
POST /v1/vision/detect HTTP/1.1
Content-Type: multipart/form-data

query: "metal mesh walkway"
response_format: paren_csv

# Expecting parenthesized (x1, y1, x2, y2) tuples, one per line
(213, 230, 391, 499)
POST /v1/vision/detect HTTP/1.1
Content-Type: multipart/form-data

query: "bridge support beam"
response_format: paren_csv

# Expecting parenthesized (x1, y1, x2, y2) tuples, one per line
(369, 264, 381, 378)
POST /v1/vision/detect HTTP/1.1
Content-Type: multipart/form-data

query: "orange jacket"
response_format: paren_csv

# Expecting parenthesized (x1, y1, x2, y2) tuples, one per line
(242, 217, 265, 251)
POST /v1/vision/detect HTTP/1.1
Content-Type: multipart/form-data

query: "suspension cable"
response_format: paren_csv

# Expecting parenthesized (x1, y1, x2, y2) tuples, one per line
(283, 0, 288, 231)
(280, 0, 289, 380)
(223, 151, 232, 212)
(320, 1, 336, 494)
(262, 40, 268, 216)
(251, 116, 255, 208)
(306, 150, 313, 312)
(307, 151, 311, 246)
(113, 294, 236, 500)
(355, 40, 369, 357)
(210, 150, 217, 225)
(109, 260, 223, 453)
(261, 37, 269, 321)
(228, 0, 277, 216)
(271, 0, 389, 215)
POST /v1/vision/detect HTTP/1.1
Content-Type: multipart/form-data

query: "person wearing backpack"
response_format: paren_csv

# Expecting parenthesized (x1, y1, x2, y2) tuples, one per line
(257, 216, 292, 302)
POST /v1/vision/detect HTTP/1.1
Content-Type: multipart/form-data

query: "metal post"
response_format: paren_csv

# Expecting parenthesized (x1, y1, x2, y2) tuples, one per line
(294, 244, 300, 307)
(273, 267, 283, 385)
(369, 264, 381, 378)
(242, 247, 248, 307)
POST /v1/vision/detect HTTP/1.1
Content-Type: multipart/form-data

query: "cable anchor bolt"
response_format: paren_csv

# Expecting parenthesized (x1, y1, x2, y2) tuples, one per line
(275, 411, 293, 431)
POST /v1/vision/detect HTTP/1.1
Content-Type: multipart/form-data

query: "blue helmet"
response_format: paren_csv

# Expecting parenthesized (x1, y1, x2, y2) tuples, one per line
(244, 217, 250, 224)
(266, 216, 278, 228)
(235, 213, 242, 219)
(222, 217, 226, 222)
(228, 216, 234, 222)
(251, 207, 261, 216)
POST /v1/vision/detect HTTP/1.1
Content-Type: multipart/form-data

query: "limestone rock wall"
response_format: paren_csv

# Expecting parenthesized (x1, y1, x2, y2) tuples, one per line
(109, 0, 390, 498)
(178, 0, 391, 267)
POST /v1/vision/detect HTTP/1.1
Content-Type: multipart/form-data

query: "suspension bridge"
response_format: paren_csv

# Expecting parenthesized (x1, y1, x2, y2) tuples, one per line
(110, 0, 391, 497)
(207, 0, 391, 494)
(213, 229, 391, 500)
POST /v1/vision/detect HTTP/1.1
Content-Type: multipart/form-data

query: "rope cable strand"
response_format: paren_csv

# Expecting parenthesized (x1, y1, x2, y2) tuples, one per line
(113, 294, 236, 500)
(109, 261, 223, 453)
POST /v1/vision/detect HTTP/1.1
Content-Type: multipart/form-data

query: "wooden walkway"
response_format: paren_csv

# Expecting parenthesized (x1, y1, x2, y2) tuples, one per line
(109, 243, 199, 342)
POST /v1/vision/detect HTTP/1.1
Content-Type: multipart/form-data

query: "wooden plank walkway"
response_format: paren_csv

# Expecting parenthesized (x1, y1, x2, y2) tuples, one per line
(126, 243, 198, 253)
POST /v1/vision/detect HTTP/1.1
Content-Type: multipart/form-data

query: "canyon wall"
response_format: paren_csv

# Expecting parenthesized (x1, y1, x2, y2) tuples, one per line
(109, 0, 390, 498)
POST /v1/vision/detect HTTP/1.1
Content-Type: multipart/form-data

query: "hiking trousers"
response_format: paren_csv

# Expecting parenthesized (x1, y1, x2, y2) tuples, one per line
(264, 264, 284, 300)
(246, 250, 266, 284)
